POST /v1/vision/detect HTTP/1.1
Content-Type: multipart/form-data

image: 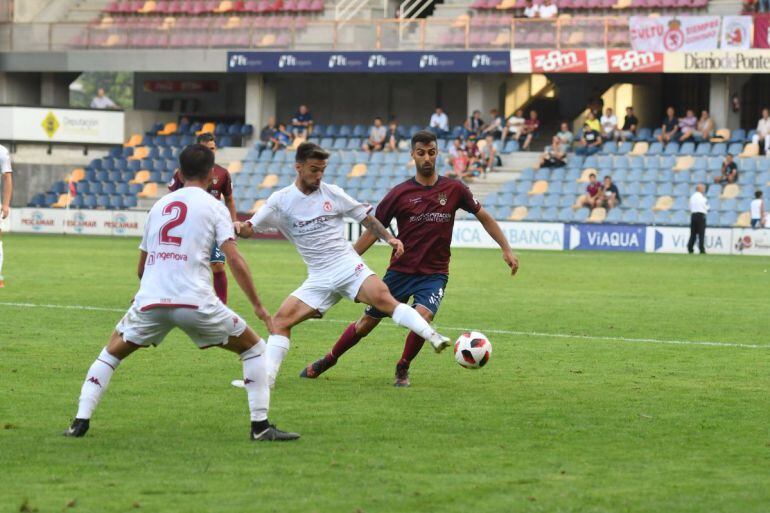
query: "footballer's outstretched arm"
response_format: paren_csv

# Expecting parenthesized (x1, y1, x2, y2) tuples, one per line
(353, 229, 378, 256)
(361, 215, 404, 258)
(220, 240, 273, 332)
(474, 207, 519, 276)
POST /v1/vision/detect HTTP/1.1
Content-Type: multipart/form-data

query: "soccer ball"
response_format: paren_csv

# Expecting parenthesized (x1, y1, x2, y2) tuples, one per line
(454, 331, 492, 369)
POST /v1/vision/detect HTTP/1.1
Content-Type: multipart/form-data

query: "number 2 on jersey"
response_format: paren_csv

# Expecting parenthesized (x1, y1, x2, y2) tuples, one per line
(159, 201, 188, 246)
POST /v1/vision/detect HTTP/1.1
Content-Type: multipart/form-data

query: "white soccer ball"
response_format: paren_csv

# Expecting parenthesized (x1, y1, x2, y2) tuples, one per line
(454, 331, 492, 369)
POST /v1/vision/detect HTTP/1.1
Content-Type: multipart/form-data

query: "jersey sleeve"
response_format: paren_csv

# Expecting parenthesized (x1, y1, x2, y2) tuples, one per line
(213, 202, 236, 247)
(248, 192, 280, 231)
(374, 188, 399, 226)
(0, 147, 12, 174)
(168, 170, 183, 192)
(139, 208, 153, 252)
(329, 184, 371, 222)
(457, 182, 481, 214)
(222, 170, 233, 198)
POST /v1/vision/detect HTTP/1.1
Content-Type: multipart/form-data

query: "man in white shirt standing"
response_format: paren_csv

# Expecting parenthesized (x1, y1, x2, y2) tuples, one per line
(236, 142, 451, 388)
(523, 0, 539, 17)
(752, 108, 770, 155)
(429, 107, 449, 137)
(688, 183, 709, 254)
(0, 144, 12, 288)
(600, 108, 618, 141)
(750, 191, 765, 229)
(64, 144, 298, 442)
(89, 88, 118, 109)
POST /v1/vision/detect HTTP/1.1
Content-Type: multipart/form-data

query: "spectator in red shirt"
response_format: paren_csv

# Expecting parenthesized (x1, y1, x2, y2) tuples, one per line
(518, 110, 539, 150)
(578, 173, 603, 209)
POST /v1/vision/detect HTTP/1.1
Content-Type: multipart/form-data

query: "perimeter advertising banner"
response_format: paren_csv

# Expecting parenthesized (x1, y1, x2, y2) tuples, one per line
(754, 14, 770, 49)
(565, 223, 646, 252)
(645, 226, 732, 254)
(663, 50, 770, 72)
(452, 220, 564, 250)
(0, 107, 124, 145)
(630, 16, 721, 52)
(732, 228, 770, 256)
(227, 51, 510, 73)
(9, 208, 145, 236)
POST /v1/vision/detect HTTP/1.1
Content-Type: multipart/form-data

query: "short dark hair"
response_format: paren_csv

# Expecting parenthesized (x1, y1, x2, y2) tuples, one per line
(196, 132, 215, 144)
(295, 142, 330, 163)
(411, 130, 437, 149)
(179, 144, 214, 181)
(589, 173, 596, 178)
(756, 190, 763, 198)
(604, 175, 612, 181)
(726, 153, 733, 158)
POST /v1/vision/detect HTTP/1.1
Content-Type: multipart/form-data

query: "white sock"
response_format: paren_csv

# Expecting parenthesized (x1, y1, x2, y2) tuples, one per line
(392, 303, 436, 340)
(266, 334, 290, 380)
(0, 240, 4, 278)
(75, 348, 121, 419)
(240, 340, 269, 422)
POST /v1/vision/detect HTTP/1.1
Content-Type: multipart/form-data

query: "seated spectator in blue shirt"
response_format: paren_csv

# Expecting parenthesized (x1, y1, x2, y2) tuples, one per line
(259, 116, 277, 150)
(575, 123, 602, 156)
(656, 106, 679, 143)
(291, 105, 313, 138)
(271, 123, 292, 151)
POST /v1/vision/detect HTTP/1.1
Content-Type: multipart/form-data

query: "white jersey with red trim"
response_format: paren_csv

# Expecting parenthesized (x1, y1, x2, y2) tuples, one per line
(0, 144, 12, 174)
(134, 186, 235, 309)
(248, 181, 370, 273)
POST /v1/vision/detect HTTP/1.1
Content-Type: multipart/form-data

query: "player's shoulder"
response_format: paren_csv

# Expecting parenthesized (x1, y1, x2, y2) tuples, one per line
(214, 163, 231, 177)
(385, 178, 416, 196)
(266, 183, 294, 205)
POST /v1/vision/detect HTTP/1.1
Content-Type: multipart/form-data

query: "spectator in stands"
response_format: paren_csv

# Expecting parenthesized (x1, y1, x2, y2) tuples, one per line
(483, 109, 504, 139)
(429, 107, 450, 137)
(271, 123, 292, 151)
(600, 176, 621, 209)
(539, 136, 567, 168)
(259, 116, 277, 151)
(523, 0, 539, 17)
(657, 106, 679, 143)
(578, 173, 603, 209)
(694, 110, 714, 142)
(291, 105, 313, 138)
(584, 110, 601, 133)
(751, 190, 765, 229)
(501, 109, 525, 145)
(518, 110, 540, 150)
(575, 123, 602, 156)
(447, 138, 472, 181)
(600, 107, 618, 141)
(678, 109, 698, 142)
(385, 120, 402, 152)
(475, 134, 498, 177)
(714, 154, 738, 184)
(464, 110, 484, 138)
(556, 121, 574, 148)
(362, 117, 387, 153)
(752, 107, 770, 155)
(618, 107, 638, 142)
(538, 0, 558, 18)
(90, 88, 117, 109)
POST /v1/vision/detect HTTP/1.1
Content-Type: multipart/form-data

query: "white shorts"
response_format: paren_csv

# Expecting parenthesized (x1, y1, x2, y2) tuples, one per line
(292, 256, 376, 315)
(116, 299, 247, 349)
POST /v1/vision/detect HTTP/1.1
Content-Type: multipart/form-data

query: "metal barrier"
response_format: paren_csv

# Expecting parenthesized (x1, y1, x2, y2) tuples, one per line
(0, 16, 632, 51)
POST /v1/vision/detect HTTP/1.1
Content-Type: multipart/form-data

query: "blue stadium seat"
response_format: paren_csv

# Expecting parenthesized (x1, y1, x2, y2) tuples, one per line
(326, 125, 339, 138)
(83, 194, 97, 209)
(502, 140, 519, 154)
(346, 139, 361, 150)
(637, 128, 653, 141)
(549, 182, 563, 194)
(597, 155, 612, 170)
(605, 208, 622, 223)
(707, 157, 723, 172)
(670, 210, 689, 225)
(338, 125, 353, 138)
(678, 142, 695, 155)
(647, 142, 663, 156)
(116, 183, 129, 195)
(617, 142, 632, 155)
(583, 155, 598, 168)
(544, 195, 560, 207)
(657, 183, 673, 195)
(638, 196, 655, 209)
(729, 129, 746, 143)
(529, 195, 545, 207)
(664, 142, 680, 155)
(621, 195, 638, 209)
(332, 139, 347, 150)
(562, 181, 579, 195)
(42, 193, 57, 206)
(621, 210, 638, 223)
(352, 125, 367, 138)
(637, 210, 653, 224)
(129, 183, 143, 195)
(96, 195, 110, 209)
(641, 183, 656, 196)
(726, 143, 743, 155)
(559, 195, 574, 208)
(695, 142, 711, 156)
(241, 125, 254, 137)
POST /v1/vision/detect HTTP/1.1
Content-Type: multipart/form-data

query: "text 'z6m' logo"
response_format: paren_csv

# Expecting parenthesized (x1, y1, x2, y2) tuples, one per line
(532, 50, 586, 72)
(609, 50, 663, 72)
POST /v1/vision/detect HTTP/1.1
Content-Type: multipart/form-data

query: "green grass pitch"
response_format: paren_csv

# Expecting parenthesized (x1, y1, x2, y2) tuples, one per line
(1, 233, 769, 513)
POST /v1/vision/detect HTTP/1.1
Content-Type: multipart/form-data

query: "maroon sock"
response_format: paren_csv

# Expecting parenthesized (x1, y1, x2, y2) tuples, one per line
(329, 323, 363, 361)
(213, 271, 227, 304)
(397, 332, 425, 368)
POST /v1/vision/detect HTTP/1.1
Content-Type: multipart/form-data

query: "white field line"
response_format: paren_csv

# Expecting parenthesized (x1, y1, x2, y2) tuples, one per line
(1, 301, 767, 350)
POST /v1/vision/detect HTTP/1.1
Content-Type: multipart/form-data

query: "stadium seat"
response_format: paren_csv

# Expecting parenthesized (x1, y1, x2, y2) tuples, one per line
(228, 161, 243, 174)
(673, 156, 694, 171)
(138, 182, 158, 198)
(586, 207, 606, 223)
(528, 180, 548, 195)
(259, 174, 279, 188)
(720, 184, 739, 199)
(507, 206, 528, 221)
(734, 212, 751, 227)
(652, 195, 673, 211)
(348, 163, 367, 178)
(577, 168, 597, 183)
(739, 144, 759, 158)
(711, 128, 730, 143)
(157, 122, 177, 135)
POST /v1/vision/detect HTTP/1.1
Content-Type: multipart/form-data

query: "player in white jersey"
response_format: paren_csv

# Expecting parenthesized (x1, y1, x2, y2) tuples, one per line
(235, 143, 451, 387)
(0, 144, 13, 288)
(65, 144, 299, 442)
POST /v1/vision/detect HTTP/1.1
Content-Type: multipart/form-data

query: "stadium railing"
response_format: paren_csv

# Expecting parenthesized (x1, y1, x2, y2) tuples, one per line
(0, 16, 632, 51)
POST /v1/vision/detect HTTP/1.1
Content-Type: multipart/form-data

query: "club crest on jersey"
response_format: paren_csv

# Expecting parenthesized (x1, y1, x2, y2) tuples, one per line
(212, 178, 218, 185)
(323, 201, 333, 212)
(438, 193, 447, 206)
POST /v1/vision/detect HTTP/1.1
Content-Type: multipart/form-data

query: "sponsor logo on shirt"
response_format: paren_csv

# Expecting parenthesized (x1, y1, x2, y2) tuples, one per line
(354, 263, 365, 276)
(148, 251, 189, 263)
(408, 212, 453, 223)
(293, 215, 331, 234)
(438, 193, 447, 206)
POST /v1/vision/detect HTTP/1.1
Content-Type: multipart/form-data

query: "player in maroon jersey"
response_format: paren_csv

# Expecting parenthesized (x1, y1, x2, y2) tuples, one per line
(168, 132, 236, 304)
(300, 130, 519, 386)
